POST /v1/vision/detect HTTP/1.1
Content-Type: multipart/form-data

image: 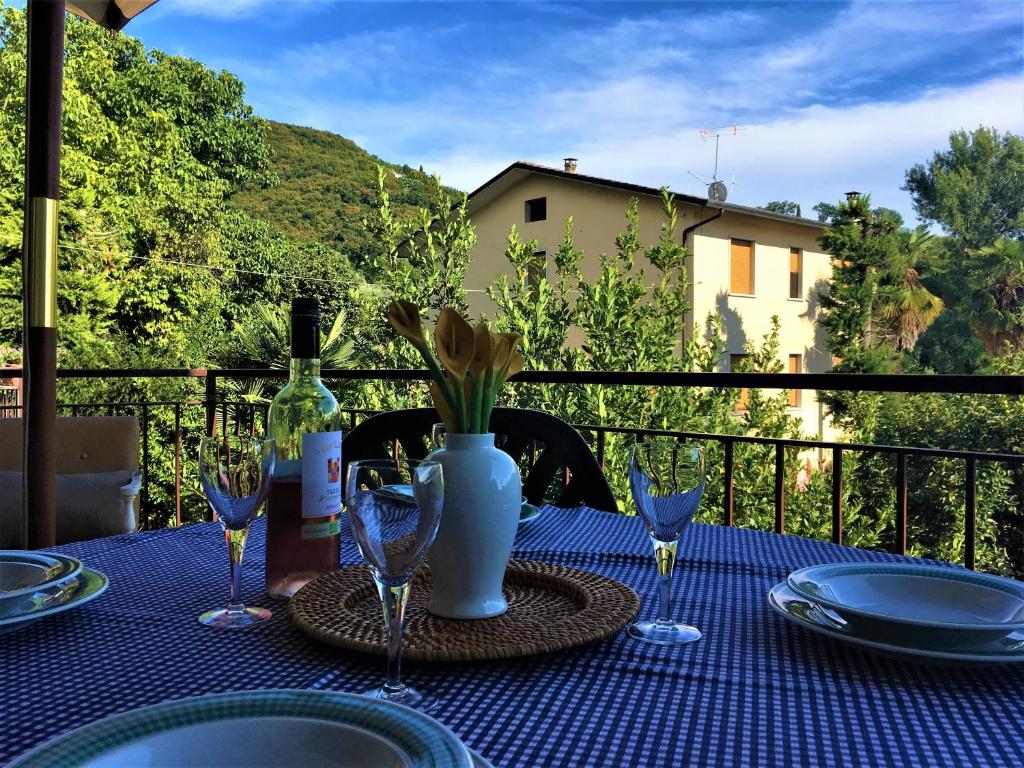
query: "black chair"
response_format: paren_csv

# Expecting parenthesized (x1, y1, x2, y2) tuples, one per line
(342, 407, 618, 513)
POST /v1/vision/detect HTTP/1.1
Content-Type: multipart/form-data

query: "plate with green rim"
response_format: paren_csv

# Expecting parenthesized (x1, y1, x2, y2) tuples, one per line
(0, 568, 108, 635)
(9, 690, 475, 768)
(0, 551, 82, 602)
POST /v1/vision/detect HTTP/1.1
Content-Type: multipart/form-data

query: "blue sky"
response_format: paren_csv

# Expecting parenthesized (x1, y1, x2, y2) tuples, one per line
(121, 2, 1023, 221)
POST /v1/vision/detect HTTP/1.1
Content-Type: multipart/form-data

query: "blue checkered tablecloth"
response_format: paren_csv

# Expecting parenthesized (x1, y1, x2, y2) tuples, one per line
(2, 507, 1023, 767)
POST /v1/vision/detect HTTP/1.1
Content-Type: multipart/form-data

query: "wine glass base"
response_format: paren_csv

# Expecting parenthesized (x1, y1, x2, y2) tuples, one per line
(363, 684, 428, 710)
(198, 606, 272, 629)
(628, 620, 701, 645)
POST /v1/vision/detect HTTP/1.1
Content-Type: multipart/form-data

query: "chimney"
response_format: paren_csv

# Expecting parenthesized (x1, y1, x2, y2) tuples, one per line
(845, 190, 861, 204)
(563, 157, 578, 173)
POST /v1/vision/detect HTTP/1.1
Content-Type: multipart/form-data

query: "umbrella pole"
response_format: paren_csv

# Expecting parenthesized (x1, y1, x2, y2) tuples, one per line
(21, 0, 65, 549)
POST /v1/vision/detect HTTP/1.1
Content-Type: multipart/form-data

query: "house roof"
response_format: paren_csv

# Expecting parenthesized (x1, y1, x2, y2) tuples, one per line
(466, 161, 829, 231)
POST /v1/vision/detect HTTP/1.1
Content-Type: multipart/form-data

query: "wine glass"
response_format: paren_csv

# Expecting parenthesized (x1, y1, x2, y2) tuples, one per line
(628, 439, 705, 645)
(345, 459, 444, 707)
(430, 422, 446, 450)
(198, 435, 275, 629)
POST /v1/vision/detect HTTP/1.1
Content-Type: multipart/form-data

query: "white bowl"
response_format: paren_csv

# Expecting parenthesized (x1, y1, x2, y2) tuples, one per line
(788, 563, 1024, 649)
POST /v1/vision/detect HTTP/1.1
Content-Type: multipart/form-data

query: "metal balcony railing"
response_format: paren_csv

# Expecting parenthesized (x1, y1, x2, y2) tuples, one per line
(4, 367, 1024, 571)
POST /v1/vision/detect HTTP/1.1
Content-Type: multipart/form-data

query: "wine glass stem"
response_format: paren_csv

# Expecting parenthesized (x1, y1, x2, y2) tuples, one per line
(376, 579, 411, 693)
(225, 526, 250, 612)
(652, 538, 678, 624)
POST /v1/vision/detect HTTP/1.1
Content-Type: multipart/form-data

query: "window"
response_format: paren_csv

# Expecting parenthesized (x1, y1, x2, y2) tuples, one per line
(788, 354, 802, 407)
(730, 239, 754, 295)
(730, 353, 750, 411)
(525, 197, 547, 222)
(789, 248, 802, 299)
(525, 251, 546, 290)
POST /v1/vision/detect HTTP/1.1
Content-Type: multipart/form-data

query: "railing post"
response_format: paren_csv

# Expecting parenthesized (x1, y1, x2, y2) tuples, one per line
(831, 448, 843, 545)
(204, 372, 217, 436)
(965, 458, 977, 570)
(774, 443, 785, 534)
(723, 440, 734, 527)
(895, 453, 908, 555)
(174, 403, 181, 527)
(141, 402, 150, 522)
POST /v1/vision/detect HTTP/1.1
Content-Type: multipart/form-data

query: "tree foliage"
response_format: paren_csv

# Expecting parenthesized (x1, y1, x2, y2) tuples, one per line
(762, 200, 802, 217)
(228, 120, 440, 266)
(904, 127, 1024, 249)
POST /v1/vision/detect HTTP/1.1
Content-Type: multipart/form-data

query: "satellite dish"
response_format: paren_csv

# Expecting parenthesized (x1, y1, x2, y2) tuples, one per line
(708, 180, 728, 202)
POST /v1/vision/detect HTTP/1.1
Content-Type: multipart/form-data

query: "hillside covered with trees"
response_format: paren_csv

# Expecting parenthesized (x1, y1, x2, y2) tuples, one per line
(228, 120, 440, 265)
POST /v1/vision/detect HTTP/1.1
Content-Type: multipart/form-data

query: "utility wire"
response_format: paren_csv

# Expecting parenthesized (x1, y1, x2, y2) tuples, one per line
(56, 243, 493, 292)
(57, 244, 346, 287)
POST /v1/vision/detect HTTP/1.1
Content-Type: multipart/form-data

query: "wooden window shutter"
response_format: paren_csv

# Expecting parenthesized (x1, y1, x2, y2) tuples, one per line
(789, 248, 802, 299)
(731, 239, 754, 294)
(788, 354, 802, 407)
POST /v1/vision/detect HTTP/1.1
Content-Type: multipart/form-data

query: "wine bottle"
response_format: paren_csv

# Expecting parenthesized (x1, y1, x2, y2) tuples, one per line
(265, 297, 342, 599)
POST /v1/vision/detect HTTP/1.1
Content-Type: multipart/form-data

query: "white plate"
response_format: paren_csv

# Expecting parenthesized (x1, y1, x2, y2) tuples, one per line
(10, 690, 474, 768)
(0, 568, 108, 635)
(787, 562, 1024, 648)
(769, 581, 1024, 664)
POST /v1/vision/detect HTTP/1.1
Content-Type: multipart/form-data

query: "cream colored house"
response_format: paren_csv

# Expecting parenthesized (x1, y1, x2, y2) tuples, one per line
(465, 160, 834, 438)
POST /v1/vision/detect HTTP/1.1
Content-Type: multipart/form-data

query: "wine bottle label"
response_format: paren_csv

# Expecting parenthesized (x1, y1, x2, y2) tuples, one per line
(301, 431, 342, 519)
(301, 519, 342, 539)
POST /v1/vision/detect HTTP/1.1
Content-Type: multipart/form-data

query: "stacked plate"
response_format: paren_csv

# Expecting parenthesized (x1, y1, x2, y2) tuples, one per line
(0, 551, 108, 635)
(10, 690, 495, 767)
(769, 562, 1024, 663)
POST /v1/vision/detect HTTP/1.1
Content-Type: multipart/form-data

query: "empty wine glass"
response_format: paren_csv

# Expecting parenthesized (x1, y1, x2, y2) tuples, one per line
(628, 439, 705, 645)
(198, 435, 275, 629)
(345, 459, 444, 707)
(430, 422, 446, 450)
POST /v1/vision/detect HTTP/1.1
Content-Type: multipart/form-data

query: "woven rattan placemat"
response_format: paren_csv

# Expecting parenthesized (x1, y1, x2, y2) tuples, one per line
(290, 560, 641, 662)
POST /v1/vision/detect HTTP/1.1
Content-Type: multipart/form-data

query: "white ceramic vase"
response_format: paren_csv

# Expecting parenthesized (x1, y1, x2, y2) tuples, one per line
(426, 432, 521, 619)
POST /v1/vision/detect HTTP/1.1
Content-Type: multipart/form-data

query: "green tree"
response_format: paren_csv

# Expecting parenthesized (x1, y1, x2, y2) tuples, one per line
(904, 127, 1024, 249)
(817, 195, 904, 377)
(813, 202, 838, 223)
(762, 200, 801, 217)
(0, 6, 272, 359)
(879, 228, 945, 353)
(961, 238, 1024, 355)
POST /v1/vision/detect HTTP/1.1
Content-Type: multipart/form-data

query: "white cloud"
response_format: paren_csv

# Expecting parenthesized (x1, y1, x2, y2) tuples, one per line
(420, 76, 1024, 223)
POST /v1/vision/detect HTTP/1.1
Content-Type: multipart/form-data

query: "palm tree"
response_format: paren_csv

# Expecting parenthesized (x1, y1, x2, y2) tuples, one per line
(879, 229, 945, 352)
(964, 239, 1024, 355)
(215, 303, 355, 408)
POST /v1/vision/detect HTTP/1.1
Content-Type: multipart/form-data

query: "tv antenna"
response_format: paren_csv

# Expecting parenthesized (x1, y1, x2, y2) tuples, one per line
(690, 124, 744, 202)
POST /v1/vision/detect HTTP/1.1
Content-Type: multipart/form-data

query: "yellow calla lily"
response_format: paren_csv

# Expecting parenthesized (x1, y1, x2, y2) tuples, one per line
(387, 299, 425, 345)
(435, 308, 475, 381)
(503, 349, 525, 380)
(429, 381, 458, 432)
(387, 300, 526, 434)
(469, 322, 493, 378)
